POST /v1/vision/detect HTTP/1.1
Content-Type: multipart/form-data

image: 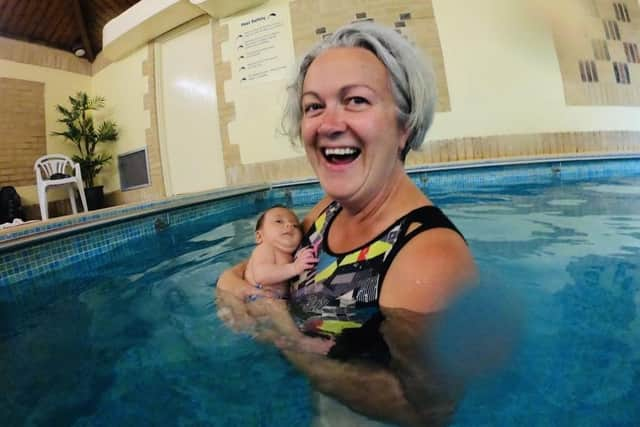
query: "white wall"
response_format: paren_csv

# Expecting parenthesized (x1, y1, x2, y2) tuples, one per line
(221, 0, 300, 165)
(155, 19, 227, 194)
(91, 46, 150, 194)
(429, 0, 640, 141)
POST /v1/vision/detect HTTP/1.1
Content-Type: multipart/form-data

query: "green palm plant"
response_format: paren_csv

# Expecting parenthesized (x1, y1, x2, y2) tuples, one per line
(51, 92, 119, 188)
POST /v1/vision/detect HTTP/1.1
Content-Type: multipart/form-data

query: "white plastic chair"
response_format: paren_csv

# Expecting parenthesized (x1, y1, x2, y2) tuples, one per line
(34, 154, 88, 220)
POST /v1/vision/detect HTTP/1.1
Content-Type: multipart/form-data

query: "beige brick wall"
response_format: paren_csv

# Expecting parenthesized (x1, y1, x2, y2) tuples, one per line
(0, 36, 91, 76)
(104, 45, 166, 207)
(552, 0, 640, 105)
(213, 0, 453, 185)
(289, 0, 450, 112)
(223, 130, 640, 186)
(0, 77, 46, 187)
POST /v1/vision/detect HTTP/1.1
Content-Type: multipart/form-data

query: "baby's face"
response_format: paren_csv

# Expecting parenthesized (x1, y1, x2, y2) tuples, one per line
(257, 207, 303, 252)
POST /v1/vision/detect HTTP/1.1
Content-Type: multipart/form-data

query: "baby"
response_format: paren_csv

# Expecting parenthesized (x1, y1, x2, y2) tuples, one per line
(224, 205, 333, 354)
(245, 205, 316, 297)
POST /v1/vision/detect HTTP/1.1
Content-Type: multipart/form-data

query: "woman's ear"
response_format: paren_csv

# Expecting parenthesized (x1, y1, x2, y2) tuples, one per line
(397, 125, 411, 157)
(255, 230, 263, 244)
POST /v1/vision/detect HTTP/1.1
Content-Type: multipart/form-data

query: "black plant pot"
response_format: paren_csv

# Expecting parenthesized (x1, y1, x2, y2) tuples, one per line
(85, 186, 105, 211)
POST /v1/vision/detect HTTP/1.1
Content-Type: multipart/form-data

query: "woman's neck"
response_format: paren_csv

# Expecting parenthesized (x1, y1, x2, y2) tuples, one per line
(336, 167, 428, 231)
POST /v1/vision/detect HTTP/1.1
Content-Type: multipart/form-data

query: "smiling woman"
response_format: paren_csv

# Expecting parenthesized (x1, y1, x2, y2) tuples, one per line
(217, 22, 475, 426)
(300, 47, 408, 205)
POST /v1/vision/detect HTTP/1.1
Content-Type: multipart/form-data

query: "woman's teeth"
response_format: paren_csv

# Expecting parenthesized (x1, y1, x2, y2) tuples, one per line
(324, 147, 357, 155)
(322, 147, 361, 164)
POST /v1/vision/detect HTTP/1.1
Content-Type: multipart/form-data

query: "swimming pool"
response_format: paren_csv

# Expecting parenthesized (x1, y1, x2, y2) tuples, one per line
(1, 159, 639, 426)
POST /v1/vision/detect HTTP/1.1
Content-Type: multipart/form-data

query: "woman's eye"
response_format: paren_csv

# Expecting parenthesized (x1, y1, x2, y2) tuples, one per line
(303, 103, 323, 114)
(346, 96, 369, 107)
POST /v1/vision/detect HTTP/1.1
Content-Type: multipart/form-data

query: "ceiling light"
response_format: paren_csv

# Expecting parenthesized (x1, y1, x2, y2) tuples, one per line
(72, 42, 86, 57)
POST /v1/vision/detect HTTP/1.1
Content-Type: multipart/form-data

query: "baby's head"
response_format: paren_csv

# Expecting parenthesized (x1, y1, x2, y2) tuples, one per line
(255, 205, 303, 251)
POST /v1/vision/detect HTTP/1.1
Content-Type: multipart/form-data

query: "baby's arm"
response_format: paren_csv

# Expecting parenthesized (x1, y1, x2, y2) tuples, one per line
(250, 246, 316, 286)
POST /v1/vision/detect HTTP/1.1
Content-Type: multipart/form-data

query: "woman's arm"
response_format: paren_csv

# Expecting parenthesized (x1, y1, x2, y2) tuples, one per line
(217, 261, 269, 299)
(279, 306, 460, 427)
(380, 228, 476, 312)
(272, 230, 475, 426)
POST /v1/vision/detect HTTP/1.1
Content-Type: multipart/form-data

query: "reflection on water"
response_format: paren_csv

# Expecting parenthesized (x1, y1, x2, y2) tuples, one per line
(0, 216, 314, 426)
(0, 176, 639, 425)
(444, 177, 640, 426)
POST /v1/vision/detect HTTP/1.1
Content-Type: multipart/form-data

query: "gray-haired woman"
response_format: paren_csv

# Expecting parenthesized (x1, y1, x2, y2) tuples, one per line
(218, 21, 476, 426)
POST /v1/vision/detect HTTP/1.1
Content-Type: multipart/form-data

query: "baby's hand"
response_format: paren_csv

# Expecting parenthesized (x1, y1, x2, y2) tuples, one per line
(293, 247, 317, 274)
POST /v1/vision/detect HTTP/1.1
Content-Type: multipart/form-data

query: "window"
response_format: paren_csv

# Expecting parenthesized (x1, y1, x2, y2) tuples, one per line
(624, 42, 639, 63)
(613, 3, 630, 22)
(118, 147, 151, 191)
(579, 60, 599, 82)
(592, 39, 610, 60)
(604, 20, 621, 40)
(613, 62, 631, 84)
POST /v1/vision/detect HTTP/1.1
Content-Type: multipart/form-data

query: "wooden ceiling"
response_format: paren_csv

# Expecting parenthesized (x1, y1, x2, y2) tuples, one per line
(0, 0, 141, 62)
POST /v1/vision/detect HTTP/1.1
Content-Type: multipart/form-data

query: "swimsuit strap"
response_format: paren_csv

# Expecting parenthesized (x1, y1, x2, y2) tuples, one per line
(377, 205, 466, 295)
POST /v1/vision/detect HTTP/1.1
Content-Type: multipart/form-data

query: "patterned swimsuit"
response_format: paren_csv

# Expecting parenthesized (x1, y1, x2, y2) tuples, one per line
(289, 201, 465, 361)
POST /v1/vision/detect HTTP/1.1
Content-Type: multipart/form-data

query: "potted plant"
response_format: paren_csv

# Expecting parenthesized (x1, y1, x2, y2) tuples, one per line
(51, 91, 118, 210)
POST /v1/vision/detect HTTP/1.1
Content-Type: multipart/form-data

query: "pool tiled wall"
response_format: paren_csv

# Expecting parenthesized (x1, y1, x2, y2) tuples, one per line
(1, 158, 639, 290)
(0, 192, 266, 288)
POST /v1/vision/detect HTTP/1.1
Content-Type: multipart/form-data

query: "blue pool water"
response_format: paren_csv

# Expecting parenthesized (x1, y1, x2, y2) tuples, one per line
(1, 172, 640, 426)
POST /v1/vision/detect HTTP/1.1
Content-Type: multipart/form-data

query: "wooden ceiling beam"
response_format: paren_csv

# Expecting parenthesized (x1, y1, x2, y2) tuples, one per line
(24, 1, 52, 38)
(72, 0, 95, 61)
(0, 1, 19, 26)
(4, 0, 26, 32)
(48, 12, 73, 46)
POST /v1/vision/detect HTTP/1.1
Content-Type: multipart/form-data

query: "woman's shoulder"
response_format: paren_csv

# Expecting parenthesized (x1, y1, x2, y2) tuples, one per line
(380, 226, 476, 313)
(301, 195, 334, 232)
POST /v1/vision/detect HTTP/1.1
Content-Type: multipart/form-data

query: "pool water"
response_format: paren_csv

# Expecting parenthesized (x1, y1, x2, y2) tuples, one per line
(1, 174, 640, 426)
(444, 176, 640, 426)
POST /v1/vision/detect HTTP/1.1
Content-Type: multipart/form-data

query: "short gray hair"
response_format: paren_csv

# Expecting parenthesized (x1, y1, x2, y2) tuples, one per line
(282, 21, 437, 161)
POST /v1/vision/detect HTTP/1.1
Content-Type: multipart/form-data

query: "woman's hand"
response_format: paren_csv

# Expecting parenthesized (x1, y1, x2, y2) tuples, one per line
(217, 261, 272, 299)
(215, 261, 272, 335)
(245, 296, 334, 355)
(216, 261, 333, 355)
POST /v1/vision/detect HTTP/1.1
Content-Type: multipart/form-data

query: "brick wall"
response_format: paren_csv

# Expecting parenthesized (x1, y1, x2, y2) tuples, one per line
(552, 0, 640, 106)
(0, 77, 46, 187)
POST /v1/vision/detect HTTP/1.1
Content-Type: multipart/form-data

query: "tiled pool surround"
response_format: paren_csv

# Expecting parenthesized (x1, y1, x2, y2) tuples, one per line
(1, 155, 639, 289)
(0, 183, 269, 244)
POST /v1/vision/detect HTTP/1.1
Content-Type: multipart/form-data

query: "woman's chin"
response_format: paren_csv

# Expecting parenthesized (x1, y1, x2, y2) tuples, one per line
(320, 181, 357, 202)
(317, 169, 362, 200)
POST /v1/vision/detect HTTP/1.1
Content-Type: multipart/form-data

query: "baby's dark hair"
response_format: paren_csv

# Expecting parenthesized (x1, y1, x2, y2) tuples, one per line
(255, 204, 289, 231)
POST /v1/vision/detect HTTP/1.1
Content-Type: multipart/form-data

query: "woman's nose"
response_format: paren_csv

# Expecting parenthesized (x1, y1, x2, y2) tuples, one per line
(317, 106, 346, 138)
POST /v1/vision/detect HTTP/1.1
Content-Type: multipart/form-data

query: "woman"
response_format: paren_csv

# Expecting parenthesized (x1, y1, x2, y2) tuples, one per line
(218, 21, 476, 426)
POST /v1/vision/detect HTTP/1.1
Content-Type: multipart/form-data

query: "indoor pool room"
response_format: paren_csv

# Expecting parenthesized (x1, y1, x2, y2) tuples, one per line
(2, 1, 640, 426)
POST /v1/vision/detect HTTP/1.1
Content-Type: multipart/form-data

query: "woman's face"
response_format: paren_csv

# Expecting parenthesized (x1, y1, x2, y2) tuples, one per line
(300, 47, 408, 207)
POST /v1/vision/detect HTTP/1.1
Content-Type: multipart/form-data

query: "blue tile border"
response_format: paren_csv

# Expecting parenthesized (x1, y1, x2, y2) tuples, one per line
(0, 183, 269, 244)
(1, 156, 639, 289)
(0, 192, 266, 287)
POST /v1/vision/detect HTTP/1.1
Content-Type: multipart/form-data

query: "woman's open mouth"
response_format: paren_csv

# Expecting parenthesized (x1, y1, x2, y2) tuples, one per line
(321, 147, 361, 165)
